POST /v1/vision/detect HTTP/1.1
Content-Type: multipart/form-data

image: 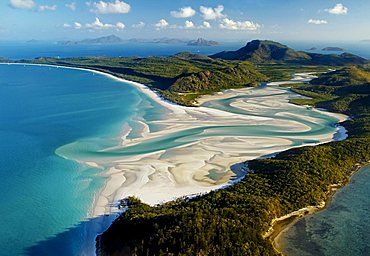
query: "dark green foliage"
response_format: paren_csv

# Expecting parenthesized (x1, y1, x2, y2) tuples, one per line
(307, 52, 368, 66)
(170, 62, 265, 93)
(96, 66, 370, 255)
(311, 66, 370, 86)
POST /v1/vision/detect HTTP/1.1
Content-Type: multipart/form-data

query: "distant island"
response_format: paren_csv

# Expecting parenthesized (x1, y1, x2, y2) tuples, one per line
(26, 39, 41, 43)
(58, 35, 124, 45)
(322, 46, 345, 51)
(187, 38, 219, 46)
(308, 47, 318, 51)
(128, 37, 187, 44)
(58, 35, 219, 46)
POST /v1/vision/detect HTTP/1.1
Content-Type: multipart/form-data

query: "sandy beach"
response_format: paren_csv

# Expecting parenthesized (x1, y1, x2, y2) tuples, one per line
(81, 71, 347, 217)
(3, 63, 347, 218)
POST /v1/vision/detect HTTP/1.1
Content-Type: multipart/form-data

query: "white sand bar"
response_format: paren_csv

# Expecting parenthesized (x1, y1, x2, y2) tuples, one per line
(87, 72, 347, 216)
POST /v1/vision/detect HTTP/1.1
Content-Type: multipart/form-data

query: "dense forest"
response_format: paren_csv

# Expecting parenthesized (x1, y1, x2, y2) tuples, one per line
(96, 65, 370, 256)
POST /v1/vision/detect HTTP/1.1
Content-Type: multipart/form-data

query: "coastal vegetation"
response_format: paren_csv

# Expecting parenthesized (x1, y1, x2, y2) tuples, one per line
(20, 40, 367, 106)
(25, 53, 267, 106)
(96, 65, 370, 255)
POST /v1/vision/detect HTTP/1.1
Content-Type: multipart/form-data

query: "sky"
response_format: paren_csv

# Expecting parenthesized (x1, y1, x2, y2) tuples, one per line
(1, 0, 370, 42)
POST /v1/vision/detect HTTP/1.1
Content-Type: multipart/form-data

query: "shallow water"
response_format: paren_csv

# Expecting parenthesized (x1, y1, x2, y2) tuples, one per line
(276, 165, 370, 256)
(0, 64, 166, 255)
(0, 64, 343, 255)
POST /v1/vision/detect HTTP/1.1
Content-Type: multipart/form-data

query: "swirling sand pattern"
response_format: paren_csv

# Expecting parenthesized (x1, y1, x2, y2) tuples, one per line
(56, 72, 347, 216)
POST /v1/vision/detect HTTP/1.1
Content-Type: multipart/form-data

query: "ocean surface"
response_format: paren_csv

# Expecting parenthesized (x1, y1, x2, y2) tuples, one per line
(276, 165, 370, 256)
(0, 41, 243, 60)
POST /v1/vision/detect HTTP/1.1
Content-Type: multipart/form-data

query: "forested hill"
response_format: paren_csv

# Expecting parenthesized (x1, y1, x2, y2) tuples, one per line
(96, 66, 370, 255)
(310, 66, 370, 86)
(211, 40, 368, 65)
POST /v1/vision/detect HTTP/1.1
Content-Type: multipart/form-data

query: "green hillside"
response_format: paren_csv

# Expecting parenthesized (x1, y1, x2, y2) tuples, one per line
(26, 53, 267, 106)
(211, 40, 368, 65)
(311, 66, 370, 86)
(211, 40, 311, 62)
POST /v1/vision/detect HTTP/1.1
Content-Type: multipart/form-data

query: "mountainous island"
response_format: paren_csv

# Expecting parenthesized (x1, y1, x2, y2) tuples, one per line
(322, 46, 345, 51)
(187, 38, 220, 46)
(12, 39, 369, 255)
(58, 35, 220, 46)
(308, 47, 318, 51)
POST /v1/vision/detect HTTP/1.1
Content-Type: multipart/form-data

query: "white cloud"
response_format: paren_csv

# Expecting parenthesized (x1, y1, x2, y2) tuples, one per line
(9, 0, 35, 9)
(219, 18, 260, 31)
(184, 20, 194, 28)
(155, 19, 169, 29)
(63, 23, 71, 28)
(85, 18, 125, 30)
(308, 19, 328, 25)
(86, 17, 113, 29)
(170, 6, 196, 18)
(200, 5, 225, 20)
(132, 21, 145, 28)
(65, 2, 76, 11)
(116, 22, 125, 30)
(325, 3, 348, 15)
(91, 0, 130, 14)
(74, 22, 82, 29)
(38, 4, 57, 11)
(199, 21, 211, 29)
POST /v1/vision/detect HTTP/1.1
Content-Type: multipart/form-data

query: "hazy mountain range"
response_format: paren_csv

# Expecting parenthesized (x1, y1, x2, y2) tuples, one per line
(57, 35, 219, 46)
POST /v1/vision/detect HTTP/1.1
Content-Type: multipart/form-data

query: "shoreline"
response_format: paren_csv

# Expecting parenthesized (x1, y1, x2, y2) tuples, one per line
(1, 63, 350, 255)
(267, 162, 370, 255)
(1, 63, 348, 212)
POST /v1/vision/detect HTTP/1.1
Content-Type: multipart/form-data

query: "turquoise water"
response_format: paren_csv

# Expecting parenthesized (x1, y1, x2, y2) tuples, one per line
(277, 165, 370, 256)
(0, 64, 343, 255)
(58, 87, 342, 163)
(0, 64, 166, 255)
